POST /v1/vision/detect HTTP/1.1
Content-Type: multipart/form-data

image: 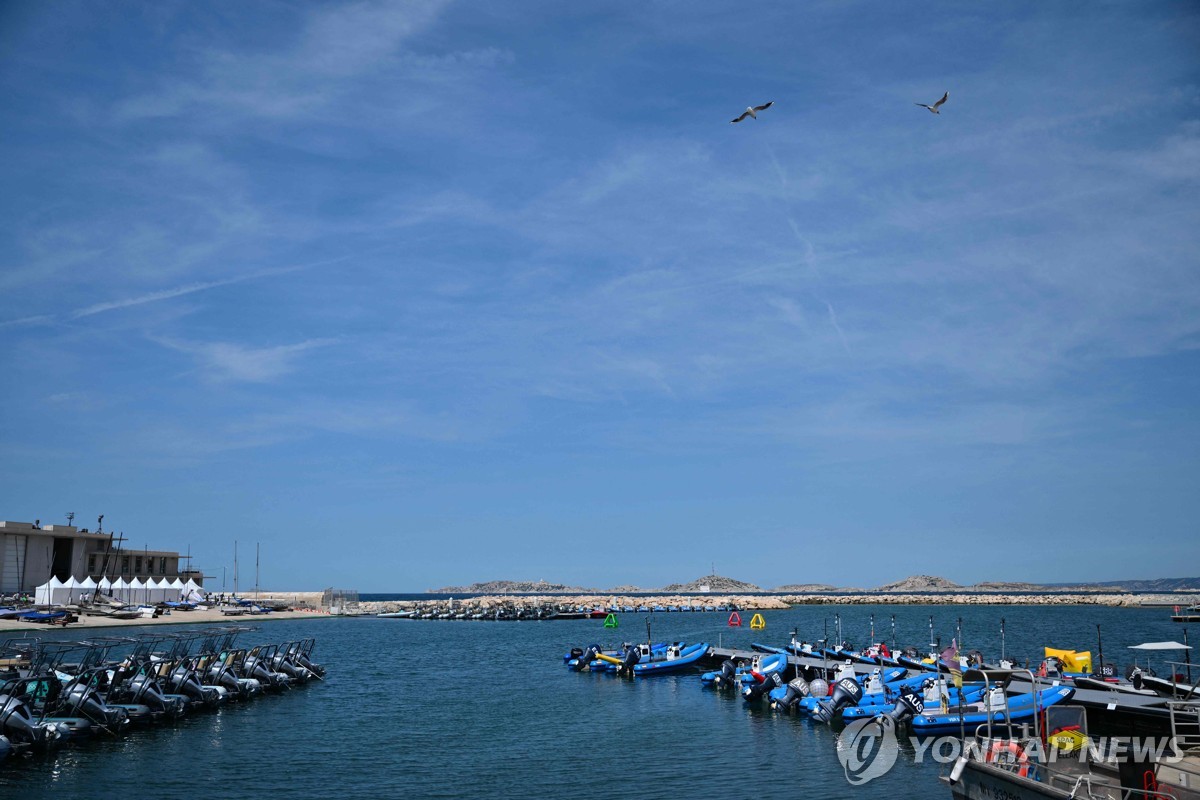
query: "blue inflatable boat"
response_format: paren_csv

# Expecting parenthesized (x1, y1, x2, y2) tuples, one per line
(909, 686, 1075, 735)
(633, 643, 709, 676)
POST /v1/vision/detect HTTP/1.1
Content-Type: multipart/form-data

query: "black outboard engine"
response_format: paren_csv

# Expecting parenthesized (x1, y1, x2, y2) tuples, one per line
(572, 645, 601, 672)
(902, 646, 920, 660)
(292, 648, 325, 678)
(884, 685, 925, 726)
(243, 653, 288, 688)
(770, 677, 810, 712)
(743, 671, 784, 702)
(1126, 664, 1153, 690)
(61, 677, 130, 729)
(1095, 662, 1118, 679)
(270, 652, 312, 682)
(114, 668, 184, 715)
(0, 692, 60, 745)
(168, 663, 220, 705)
(617, 645, 641, 677)
(813, 676, 863, 723)
(206, 659, 256, 699)
(715, 659, 738, 687)
(568, 647, 584, 662)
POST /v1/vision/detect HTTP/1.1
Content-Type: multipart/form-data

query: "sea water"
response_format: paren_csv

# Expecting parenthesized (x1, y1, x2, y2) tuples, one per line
(1, 604, 1189, 799)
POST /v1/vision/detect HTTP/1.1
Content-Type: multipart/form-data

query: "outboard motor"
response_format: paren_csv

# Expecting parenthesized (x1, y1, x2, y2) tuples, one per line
(1127, 665, 1149, 690)
(1095, 662, 1118, 680)
(813, 676, 863, 723)
(115, 669, 185, 715)
(617, 645, 641, 677)
(0, 693, 61, 746)
(743, 671, 783, 702)
(714, 659, 738, 687)
(61, 678, 130, 730)
(168, 663, 221, 705)
(902, 646, 920, 660)
(770, 677, 810, 712)
(206, 660, 259, 699)
(242, 653, 289, 688)
(572, 645, 601, 672)
(567, 647, 584, 663)
(292, 647, 325, 678)
(885, 685, 925, 726)
(270, 652, 312, 682)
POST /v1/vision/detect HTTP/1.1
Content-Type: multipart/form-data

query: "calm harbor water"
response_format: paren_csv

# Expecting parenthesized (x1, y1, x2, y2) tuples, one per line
(2, 604, 1190, 799)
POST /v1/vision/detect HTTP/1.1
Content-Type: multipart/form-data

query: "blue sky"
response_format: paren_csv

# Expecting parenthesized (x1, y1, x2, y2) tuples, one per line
(1, 1, 1197, 592)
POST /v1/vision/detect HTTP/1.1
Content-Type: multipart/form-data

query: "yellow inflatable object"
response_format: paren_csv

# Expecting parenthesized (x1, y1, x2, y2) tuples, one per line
(1044, 647, 1093, 674)
(594, 653, 623, 665)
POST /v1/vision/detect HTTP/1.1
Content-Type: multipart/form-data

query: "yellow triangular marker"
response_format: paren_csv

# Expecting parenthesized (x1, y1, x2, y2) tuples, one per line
(750, 613, 766, 630)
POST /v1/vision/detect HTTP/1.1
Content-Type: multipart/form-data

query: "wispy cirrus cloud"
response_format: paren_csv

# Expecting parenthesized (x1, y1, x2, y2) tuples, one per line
(0, 266, 302, 328)
(155, 336, 340, 383)
(113, 0, 467, 123)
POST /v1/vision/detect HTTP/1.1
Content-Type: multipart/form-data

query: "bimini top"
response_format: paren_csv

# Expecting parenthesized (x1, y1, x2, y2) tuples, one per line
(1128, 641, 1192, 651)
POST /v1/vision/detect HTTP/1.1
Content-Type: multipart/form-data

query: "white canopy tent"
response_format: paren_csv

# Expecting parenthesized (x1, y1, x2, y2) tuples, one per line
(144, 577, 166, 603)
(34, 576, 65, 605)
(129, 577, 147, 605)
(34, 575, 96, 605)
(62, 576, 83, 600)
(111, 577, 131, 603)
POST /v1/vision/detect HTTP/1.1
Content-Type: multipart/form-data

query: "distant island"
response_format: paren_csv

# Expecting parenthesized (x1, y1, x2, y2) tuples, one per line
(431, 573, 1200, 594)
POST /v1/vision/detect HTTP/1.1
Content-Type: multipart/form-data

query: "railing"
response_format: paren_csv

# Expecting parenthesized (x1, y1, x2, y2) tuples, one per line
(1167, 700, 1200, 750)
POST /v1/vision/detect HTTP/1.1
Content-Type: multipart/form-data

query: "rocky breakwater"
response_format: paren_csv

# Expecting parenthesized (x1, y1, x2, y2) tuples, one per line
(777, 592, 1190, 606)
(358, 593, 790, 615)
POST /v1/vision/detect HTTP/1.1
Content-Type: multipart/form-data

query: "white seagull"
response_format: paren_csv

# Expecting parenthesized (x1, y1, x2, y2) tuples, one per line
(731, 101, 774, 123)
(915, 91, 949, 114)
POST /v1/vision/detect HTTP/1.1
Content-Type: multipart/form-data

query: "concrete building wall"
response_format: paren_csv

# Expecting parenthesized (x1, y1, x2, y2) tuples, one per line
(1, 519, 190, 593)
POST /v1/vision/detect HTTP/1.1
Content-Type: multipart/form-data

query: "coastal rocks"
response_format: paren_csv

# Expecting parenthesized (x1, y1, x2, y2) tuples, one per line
(659, 575, 762, 593)
(431, 580, 598, 594)
(774, 583, 840, 592)
(775, 592, 1170, 606)
(875, 575, 962, 592)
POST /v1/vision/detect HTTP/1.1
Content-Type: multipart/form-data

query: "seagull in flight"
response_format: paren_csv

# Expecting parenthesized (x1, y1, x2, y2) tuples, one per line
(915, 92, 949, 114)
(731, 101, 774, 123)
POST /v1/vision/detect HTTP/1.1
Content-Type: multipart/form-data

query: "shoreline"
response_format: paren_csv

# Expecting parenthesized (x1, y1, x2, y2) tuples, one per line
(356, 590, 1197, 613)
(5, 589, 1186, 631)
(0, 605, 331, 632)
